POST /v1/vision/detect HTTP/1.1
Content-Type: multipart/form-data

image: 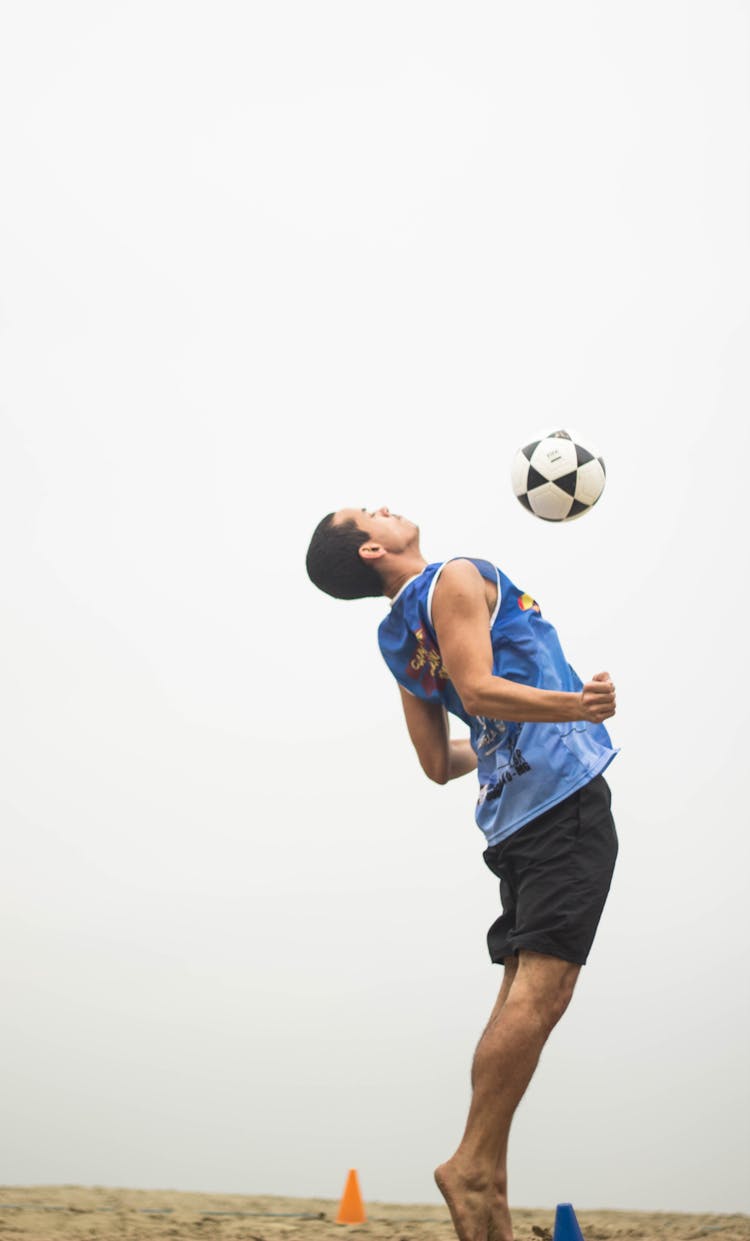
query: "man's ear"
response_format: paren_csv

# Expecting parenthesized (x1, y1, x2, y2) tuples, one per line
(358, 541, 385, 563)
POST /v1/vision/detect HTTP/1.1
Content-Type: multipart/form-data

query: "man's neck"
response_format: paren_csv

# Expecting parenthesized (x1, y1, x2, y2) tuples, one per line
(382, 555, 428, 600)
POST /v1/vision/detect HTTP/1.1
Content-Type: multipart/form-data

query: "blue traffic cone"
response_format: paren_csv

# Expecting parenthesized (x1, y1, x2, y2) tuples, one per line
(553, 1203, 585, 1241)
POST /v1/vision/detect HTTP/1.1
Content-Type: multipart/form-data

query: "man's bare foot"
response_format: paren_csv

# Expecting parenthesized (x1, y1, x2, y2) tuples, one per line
(435, 1158, 497, 1241)
(487, 1185, 513, 1241)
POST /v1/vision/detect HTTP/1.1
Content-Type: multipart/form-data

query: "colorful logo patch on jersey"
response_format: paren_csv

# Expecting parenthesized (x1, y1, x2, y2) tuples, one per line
(518, 593, 540, 613)
(407, 626, 449, 694)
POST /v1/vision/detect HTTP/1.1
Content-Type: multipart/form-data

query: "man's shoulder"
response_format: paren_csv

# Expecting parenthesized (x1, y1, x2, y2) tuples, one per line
(433, 557, 496, 596)
(436, 557, 485, 583)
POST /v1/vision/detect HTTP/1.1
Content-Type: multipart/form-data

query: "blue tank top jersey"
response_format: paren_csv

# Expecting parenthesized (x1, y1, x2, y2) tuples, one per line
(377, 558, 618, 847)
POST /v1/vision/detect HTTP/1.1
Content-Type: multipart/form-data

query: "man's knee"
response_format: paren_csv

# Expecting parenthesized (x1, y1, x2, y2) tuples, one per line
(513, 951, 580, 1032)
(545, 976, 578, 1029)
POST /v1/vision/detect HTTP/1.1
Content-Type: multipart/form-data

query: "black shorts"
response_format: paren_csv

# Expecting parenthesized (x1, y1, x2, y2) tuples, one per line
(483, 774, 618, 967)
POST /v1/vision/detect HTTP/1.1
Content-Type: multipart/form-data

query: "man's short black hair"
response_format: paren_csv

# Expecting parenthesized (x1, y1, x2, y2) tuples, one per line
(305, 513, 384, 600)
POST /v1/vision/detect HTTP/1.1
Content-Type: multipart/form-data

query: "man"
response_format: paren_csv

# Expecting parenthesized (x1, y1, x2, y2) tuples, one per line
(306, 505, 618, 1241)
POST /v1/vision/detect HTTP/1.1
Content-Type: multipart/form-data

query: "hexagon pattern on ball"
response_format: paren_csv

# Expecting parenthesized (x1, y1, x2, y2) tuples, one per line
(511, 429, 606, 521)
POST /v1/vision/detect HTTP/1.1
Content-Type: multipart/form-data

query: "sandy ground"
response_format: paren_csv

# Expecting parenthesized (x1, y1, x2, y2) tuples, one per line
(0, 1187, 747, 1241)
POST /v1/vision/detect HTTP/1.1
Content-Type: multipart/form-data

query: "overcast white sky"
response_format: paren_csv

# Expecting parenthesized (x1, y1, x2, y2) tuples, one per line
(1, 0, 748, 1217)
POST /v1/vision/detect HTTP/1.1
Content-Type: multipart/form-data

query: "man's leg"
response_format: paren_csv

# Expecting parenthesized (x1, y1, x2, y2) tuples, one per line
(473, 957, 518, 1241)
(435, 951, 580, 1241)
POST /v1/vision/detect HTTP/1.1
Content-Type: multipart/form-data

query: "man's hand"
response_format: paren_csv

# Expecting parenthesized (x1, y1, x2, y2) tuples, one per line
(398, 687, 478, 784)
(579, 672, 616, 723)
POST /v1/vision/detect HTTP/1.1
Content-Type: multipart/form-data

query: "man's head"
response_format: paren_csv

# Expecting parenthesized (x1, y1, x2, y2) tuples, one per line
(305, 506, 422, 600)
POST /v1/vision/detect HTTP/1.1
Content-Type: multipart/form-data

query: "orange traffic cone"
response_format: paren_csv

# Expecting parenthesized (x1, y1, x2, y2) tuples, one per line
(335, 1168, 366, 1225)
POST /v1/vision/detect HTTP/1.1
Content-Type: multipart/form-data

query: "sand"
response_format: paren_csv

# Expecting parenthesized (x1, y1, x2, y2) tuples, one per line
(0, 1187, 747, 1241)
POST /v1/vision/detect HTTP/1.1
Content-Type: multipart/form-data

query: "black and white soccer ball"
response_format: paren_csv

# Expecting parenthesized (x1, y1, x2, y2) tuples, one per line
(511, 429, 606, 522)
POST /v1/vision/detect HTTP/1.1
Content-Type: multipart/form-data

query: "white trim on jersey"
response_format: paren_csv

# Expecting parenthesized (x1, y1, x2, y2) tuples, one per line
(426, 561, 447, 631)
(489, 565, 502, 627)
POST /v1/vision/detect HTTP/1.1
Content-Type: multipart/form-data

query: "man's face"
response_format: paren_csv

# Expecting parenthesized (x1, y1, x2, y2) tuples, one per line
(333, 506, 419, 553)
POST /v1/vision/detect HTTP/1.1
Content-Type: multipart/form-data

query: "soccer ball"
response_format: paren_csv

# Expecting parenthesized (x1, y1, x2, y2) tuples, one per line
(511, 429, 606, 522)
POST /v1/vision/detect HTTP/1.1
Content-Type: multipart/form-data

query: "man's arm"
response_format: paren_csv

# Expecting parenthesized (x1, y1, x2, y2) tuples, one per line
(398, 685, 478, 785)
(431, 559, 616, 724)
